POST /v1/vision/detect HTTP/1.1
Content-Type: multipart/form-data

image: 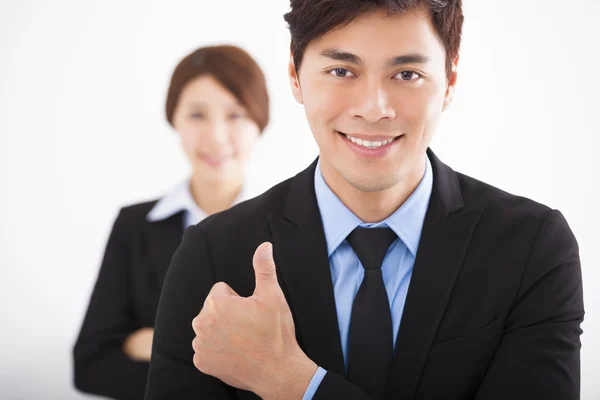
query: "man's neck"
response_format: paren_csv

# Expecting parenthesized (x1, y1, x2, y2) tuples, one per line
(320, 158, 426, 223)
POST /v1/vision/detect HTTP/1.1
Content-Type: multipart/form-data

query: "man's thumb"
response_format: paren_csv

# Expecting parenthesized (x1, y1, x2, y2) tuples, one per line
(252, 242, 280, 296)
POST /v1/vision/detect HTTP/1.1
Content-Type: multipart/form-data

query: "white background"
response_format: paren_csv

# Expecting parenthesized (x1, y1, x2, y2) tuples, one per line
(0, 0, 598, 398)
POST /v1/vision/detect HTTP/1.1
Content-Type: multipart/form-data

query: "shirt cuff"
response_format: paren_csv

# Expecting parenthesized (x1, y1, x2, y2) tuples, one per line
(302, 367, 327, 400)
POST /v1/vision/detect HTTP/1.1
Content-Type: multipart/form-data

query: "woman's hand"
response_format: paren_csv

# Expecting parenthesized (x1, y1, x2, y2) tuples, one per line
(123, 327, 154, 362)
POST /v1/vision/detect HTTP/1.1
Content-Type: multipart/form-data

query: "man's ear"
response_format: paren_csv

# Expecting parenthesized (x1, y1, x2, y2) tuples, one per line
(289, 53, 304, 104)
(442, 56, 459, 111)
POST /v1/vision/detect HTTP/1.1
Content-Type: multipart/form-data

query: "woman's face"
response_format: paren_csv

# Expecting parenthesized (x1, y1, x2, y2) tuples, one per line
(172, 75, 261, 185)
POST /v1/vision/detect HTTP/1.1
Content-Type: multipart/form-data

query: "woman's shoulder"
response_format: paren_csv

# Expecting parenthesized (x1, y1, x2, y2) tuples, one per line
(113, 199, 161, 228)
(120, 200, 160, 217)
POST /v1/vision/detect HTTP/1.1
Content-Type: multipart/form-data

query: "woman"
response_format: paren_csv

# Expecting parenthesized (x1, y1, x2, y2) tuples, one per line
(73, 45, 269, 400)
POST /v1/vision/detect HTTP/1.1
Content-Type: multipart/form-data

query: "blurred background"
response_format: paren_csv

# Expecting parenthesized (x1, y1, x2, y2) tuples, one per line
(0, 0, 598, 398)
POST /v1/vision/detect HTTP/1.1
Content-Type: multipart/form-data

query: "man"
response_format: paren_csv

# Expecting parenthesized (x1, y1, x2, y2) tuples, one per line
(145, 1, 584, 399)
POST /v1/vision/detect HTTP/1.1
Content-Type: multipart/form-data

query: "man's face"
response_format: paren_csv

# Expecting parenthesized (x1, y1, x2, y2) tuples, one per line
(289, 7, 457, 193)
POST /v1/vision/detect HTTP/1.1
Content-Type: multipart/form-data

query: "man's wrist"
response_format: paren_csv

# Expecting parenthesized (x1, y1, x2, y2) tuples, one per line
(257, 349, 318, 400)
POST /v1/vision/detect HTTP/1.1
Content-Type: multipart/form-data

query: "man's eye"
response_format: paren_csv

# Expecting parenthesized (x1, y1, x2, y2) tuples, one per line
(329, 68, 355, 78)
(395, 71, 421, 81)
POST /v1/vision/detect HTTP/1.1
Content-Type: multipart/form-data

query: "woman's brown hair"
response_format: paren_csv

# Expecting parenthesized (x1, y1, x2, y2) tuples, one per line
(166, 45, 269, 132)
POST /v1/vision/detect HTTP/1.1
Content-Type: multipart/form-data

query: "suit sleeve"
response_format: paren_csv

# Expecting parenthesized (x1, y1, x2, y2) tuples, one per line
(476, 209, 584, 400)
(73, 209, 150, 400)
(145, 225, 238, 399)
(312, 372, 375, 400)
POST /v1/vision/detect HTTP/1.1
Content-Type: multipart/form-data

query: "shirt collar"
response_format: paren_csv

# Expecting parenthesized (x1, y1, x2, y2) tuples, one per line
(147, 179, 249, 228)
(314, 156, 433, 257)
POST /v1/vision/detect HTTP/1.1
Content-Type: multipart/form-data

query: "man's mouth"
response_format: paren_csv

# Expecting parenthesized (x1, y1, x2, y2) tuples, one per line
(336, 131, 402, 150)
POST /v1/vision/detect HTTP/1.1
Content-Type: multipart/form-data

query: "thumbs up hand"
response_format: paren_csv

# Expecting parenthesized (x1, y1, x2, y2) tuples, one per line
(192, 243, 318, 400)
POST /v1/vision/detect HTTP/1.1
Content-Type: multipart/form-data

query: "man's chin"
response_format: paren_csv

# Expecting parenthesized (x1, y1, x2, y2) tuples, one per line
(342, 171, 402, 194)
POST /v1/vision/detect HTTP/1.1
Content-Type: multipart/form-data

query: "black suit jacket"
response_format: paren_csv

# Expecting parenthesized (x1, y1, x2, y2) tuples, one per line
(74, 201, 184, 400)
(146, 150, 584, 400)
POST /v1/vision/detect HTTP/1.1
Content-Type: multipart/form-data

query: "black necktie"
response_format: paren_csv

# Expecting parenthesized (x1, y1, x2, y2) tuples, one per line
(346, 227, 397, 399)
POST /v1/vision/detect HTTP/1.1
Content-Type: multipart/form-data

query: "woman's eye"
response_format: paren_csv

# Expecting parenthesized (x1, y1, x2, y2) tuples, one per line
(229, 113, 244, 120)
(395, 71, 421, 81)
(329, 68, 355, 78)
(190, 113, 205, 119)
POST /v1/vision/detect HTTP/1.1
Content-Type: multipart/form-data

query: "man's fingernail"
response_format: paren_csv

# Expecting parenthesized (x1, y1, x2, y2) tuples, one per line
(261, 244, 273, 260)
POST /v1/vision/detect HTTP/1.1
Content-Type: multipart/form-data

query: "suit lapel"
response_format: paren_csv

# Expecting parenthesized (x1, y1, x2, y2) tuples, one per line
(268, 160, 346, 377)
(266, 150, 482, 396)
(147, 212, 185, 289)
(384, 150, 483, 400)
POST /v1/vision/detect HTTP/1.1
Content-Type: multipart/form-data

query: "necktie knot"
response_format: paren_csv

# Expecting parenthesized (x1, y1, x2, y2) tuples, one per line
(346, 227, 397, 270)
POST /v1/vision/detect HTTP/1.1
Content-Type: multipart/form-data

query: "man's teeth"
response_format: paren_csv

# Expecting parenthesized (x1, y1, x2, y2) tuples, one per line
(345, 134, 395, 149)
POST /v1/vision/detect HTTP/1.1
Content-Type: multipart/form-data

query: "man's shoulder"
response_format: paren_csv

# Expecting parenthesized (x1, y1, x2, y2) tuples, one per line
(188, 176, 297, 293)
(197, 174, 295, 235)
(455, 171, 578, 279)
(456, 171, 552, 220)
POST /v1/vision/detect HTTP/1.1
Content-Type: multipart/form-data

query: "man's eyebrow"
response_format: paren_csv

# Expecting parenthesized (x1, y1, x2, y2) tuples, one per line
(319, 49, 430, 67)
(319, 49, 363, 65)
(389, 53, 430, 66)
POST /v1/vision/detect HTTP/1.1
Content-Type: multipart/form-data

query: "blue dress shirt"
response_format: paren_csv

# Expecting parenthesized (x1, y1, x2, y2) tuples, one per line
(302, 158, 433, 399)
